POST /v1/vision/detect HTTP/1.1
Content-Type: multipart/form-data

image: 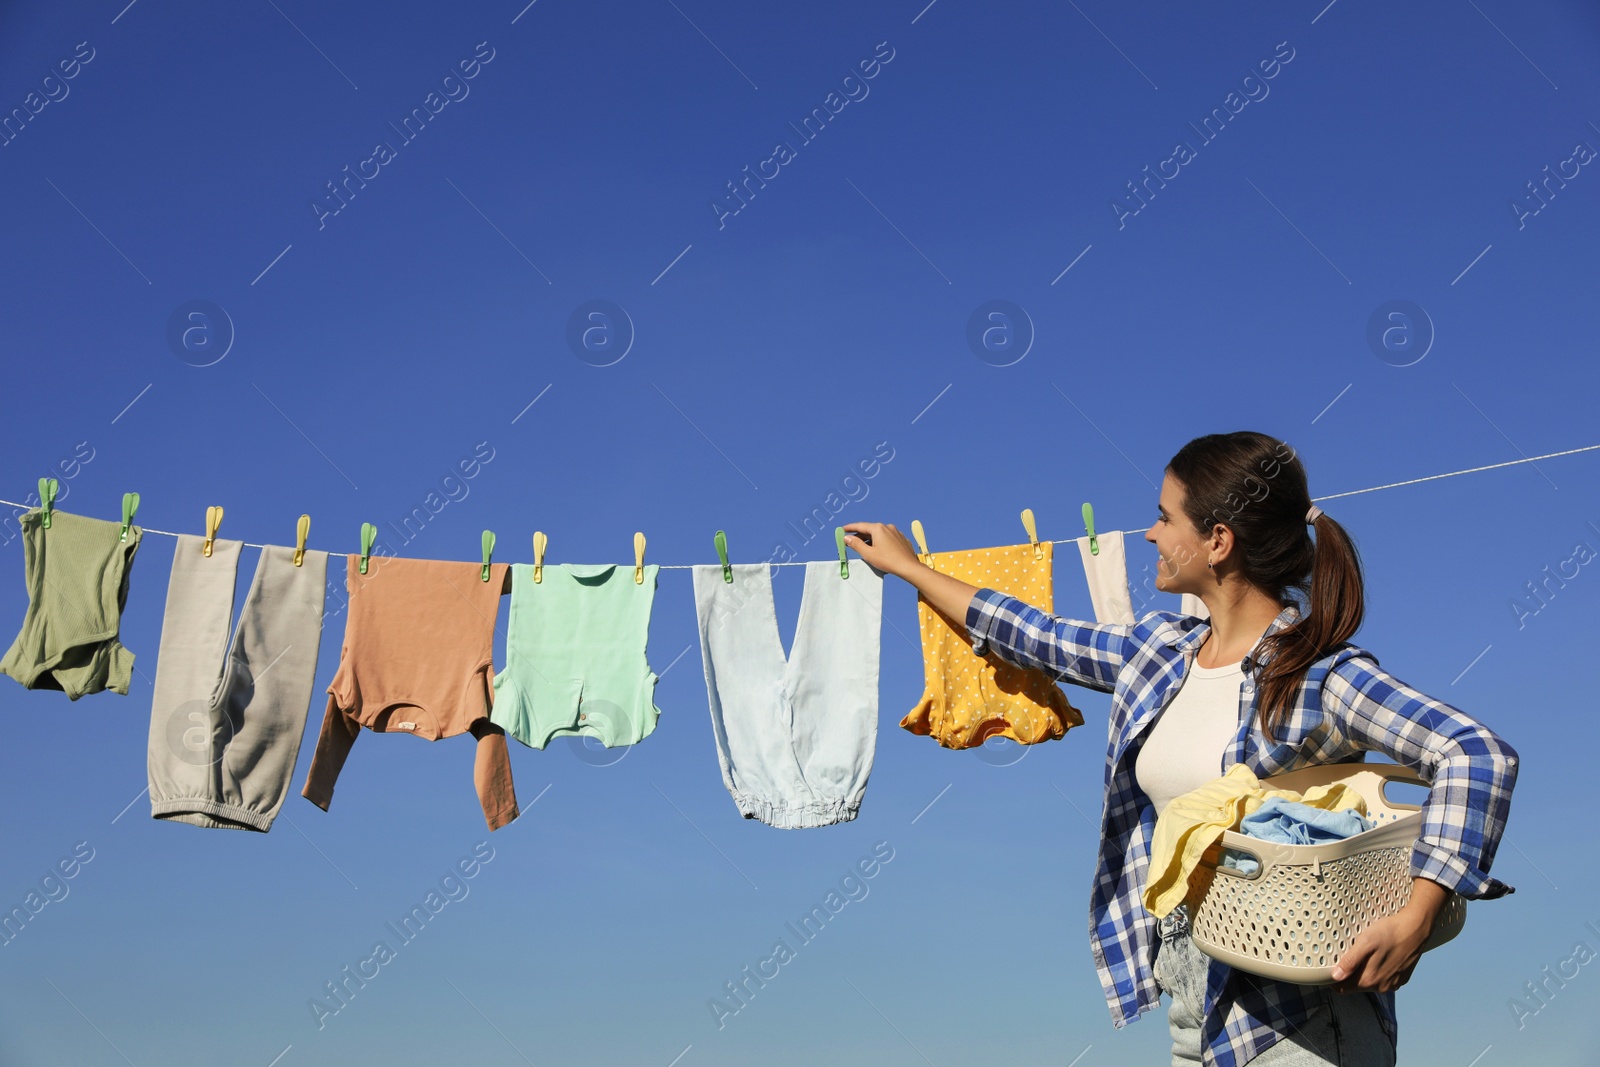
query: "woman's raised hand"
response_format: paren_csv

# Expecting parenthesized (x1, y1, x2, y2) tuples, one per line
(841, 522, 922, 579)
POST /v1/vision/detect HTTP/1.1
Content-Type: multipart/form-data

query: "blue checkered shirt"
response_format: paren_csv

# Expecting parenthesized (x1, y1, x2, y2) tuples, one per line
(965, 590, 1519, 1067)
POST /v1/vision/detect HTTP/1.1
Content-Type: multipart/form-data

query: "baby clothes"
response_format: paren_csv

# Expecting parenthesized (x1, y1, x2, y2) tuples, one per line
(147, 535, 327, 832)
(301, 554, 519, 831)
(1241, 796, 1375, 844)
(490, 562, 662, 749)
(1219, 798, 1375, 875)
(1143, 762, 1371, 917)
(902, 541, 1083, 748)
(0, 507, 143, 699)
(1077, 529, 1135, 624)
(692, 560, 883, 828)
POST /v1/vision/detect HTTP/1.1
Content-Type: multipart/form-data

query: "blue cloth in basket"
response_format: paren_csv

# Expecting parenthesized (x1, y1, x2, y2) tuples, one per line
(1217, 797, 1375, 876)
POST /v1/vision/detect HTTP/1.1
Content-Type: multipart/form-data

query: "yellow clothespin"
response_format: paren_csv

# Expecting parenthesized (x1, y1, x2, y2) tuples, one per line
(203, 505, 223, 557)
(532, 531, 547, 584)
(294, 514, 310, 566)
(910, 519, 931, 566)
(633, 531, 647, 584)
(1021, 507, 1042, 560)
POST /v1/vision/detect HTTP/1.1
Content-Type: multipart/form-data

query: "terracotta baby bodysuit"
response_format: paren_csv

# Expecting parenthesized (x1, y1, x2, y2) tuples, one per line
(302, 554, 519, 830)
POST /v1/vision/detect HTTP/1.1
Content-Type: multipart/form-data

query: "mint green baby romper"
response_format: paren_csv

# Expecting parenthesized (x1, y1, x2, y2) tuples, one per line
(490, 562, 662, 749)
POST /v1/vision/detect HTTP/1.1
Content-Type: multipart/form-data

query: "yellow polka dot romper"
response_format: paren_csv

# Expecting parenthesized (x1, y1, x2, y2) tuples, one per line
(901, 541, 1083, 748)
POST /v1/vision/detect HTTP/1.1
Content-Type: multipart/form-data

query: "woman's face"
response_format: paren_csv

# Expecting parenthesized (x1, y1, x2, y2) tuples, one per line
(1145, 472, 1209, 594)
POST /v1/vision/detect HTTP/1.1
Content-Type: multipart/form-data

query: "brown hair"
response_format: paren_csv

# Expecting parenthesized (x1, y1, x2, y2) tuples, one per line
(1165, 431, 1365, 743)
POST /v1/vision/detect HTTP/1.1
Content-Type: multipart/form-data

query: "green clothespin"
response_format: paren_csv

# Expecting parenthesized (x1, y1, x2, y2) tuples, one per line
(359, 522, 377, 574)
(1082, 502, 1100, 556)
(120, 492, 139, 542)
(37, 478, 58, 529)
(714, 530, 733, 583)
(835, 526, 849, 579)
(481, 529, 496, 582)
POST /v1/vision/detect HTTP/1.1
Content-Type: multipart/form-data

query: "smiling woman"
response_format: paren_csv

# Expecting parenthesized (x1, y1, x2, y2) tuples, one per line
(843, 429, 1520, 1067)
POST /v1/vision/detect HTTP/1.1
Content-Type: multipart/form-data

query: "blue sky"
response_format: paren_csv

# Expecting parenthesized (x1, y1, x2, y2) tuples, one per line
(2, 0, 1598, 1064)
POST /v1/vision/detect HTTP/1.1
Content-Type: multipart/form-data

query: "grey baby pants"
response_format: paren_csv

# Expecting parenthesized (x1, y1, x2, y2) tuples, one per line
(147, 535, 327, 831)
(693, 560, 883, 829)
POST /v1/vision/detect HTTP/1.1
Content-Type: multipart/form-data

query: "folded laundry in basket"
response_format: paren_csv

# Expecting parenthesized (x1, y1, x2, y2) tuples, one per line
(1144, 763, 1371, 917)
(1218, 797, 1375, 876)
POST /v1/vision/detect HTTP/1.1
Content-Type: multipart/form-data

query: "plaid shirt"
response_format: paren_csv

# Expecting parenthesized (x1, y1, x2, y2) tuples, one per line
(965, 590, 1520, 1067)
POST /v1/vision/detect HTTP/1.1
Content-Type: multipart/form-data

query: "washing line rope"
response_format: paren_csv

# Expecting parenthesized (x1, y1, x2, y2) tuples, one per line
(4, 442, 1596, 567)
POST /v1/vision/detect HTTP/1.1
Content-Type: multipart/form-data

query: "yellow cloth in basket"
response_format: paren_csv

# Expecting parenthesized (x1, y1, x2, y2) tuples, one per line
(1143, 762, 1370, 919)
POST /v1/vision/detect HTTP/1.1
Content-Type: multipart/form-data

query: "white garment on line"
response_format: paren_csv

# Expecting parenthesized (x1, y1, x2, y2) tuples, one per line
(1077, 529, 1136, 624)
(692, 559, 884, 829)
(1181, 592, 1209, 620)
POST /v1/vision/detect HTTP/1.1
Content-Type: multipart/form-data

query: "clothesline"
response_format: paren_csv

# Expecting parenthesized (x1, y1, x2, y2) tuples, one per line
(4, 442, 1596, 567)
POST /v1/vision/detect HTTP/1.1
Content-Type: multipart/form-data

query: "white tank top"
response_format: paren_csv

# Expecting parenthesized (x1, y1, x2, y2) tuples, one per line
(1135, 657, 1245, 819)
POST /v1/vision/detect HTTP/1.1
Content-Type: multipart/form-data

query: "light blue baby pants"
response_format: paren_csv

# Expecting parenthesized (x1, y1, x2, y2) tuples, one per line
(692, 560, 883, 828)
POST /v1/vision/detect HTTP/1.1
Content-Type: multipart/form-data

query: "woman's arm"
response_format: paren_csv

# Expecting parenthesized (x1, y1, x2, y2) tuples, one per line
(1323, 654, 1520, 901)
(1319, 652, 1521, 993)
(842, 521, 1133, 691)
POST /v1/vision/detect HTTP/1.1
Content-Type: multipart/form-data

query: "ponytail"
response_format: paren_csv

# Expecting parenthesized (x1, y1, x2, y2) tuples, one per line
(1165, 432, 1366, 744)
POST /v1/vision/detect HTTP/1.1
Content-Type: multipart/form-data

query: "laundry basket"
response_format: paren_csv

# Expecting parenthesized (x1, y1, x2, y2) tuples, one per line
(1186, 761, 1468, 985)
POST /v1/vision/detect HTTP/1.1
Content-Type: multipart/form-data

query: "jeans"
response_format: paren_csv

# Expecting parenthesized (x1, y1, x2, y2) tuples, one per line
(1153, 903, 1397, 1066)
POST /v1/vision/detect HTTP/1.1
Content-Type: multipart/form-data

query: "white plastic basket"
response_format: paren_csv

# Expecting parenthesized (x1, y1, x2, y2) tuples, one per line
(1187, 761, 1467, 985)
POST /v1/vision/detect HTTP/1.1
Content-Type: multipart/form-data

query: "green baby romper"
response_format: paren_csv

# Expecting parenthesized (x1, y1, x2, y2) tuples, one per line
(0, 507, 143, 698)
(490, 562, 662, 749)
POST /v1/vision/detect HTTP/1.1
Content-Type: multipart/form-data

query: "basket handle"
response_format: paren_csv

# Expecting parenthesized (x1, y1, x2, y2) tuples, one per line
(1252, 760, 1432, 823)
(1363, 762, 1434, 821)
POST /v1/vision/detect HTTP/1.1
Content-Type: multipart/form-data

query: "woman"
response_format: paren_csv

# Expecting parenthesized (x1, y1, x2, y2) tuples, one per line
(842, 431, 1519, 1067)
